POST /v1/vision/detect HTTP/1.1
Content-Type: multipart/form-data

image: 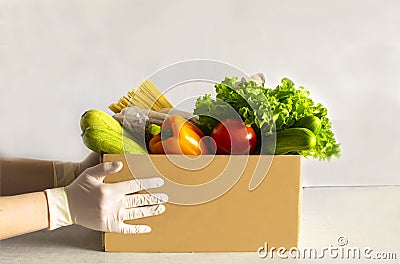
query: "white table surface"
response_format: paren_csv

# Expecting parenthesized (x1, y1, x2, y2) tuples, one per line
(1, 186, 399, 264)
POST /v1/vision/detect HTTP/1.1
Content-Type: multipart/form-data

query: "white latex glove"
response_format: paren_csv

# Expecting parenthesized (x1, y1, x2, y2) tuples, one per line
(75, 152, 102, 175)
(52, 152, 101, 187)
(44, 161, 167, 234)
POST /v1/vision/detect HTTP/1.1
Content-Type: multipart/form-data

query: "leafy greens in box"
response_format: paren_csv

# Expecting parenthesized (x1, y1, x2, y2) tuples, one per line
(194, 77, 341, 160)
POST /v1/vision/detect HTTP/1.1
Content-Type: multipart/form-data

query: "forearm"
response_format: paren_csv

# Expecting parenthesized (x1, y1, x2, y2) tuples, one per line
(0, 192, 49, 240)
(0, 158, 54, 196)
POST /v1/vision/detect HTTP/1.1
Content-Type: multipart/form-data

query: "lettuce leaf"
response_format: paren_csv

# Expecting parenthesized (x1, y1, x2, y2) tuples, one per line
(265, 78, 341, 160)
(194, 77, 341, 160)
(194, 77, 275, 134)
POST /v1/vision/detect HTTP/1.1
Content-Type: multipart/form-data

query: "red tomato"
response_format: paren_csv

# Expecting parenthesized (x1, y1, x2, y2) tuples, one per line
(210, 119, 257, 155)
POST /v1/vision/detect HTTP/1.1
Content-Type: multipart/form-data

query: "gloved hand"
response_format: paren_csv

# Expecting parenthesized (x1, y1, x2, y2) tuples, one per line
(52, 152, 101, 187)
(75, 152, 102, 175)
(44, 161, 167, 234)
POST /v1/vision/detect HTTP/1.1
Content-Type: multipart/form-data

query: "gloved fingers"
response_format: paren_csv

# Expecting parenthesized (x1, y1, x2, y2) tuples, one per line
(109, 177, 164, 194)
(85, 151, 101, 164)
(119, 224, 152, 234)
(123, 193, 168, 208)
(84, 162, 123, 181)
(79, 152, 101, 175)
(122, 204, 166, 221)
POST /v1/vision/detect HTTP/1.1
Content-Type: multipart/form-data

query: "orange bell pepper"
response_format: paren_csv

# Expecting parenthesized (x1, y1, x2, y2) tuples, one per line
(148, 115, 209, 155)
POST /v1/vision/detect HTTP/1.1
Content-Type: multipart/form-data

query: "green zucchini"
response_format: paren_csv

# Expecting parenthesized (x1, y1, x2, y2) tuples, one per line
(263, 128, 316, 155)
(293, 115, 321, 134)
(80, 109, 121, 133)
(82, 125, 147, 154)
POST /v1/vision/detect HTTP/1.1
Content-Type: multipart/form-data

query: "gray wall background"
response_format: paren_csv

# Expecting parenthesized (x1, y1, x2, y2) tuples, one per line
(1, 0, 399, 186)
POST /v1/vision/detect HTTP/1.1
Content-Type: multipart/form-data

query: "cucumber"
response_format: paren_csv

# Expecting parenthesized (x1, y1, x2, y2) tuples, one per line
(82, 125, 147, 154)
(263, 128, 316, 155)
(293, 115, 321, 134)
(80, 109, 121, 133)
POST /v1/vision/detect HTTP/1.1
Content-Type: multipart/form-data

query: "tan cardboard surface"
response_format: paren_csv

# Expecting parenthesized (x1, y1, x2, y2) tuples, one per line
(103, 154, 301, 252)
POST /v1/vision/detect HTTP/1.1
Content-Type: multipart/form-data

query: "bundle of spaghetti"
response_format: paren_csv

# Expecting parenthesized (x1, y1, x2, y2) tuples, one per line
(109, 80, 173, 113)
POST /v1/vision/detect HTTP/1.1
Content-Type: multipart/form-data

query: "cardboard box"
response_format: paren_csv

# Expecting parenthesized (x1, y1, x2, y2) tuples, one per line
(103, 154, 302, 252)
